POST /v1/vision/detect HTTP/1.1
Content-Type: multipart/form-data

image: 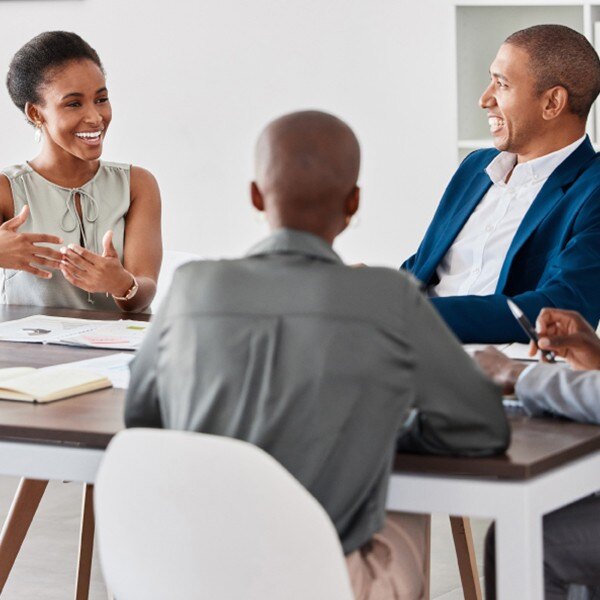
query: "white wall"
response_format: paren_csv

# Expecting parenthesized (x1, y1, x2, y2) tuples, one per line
(0, 0, 459, 267)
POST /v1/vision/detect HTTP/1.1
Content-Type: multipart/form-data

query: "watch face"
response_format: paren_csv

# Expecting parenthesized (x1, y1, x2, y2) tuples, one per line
(114, 276, 138, 301)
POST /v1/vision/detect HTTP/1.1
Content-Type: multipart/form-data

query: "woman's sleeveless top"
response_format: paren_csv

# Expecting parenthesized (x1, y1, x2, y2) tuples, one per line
(1, 161, 130, 311)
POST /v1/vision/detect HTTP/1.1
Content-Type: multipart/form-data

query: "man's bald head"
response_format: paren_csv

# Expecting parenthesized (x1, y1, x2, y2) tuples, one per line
(253, 110, 360, 242)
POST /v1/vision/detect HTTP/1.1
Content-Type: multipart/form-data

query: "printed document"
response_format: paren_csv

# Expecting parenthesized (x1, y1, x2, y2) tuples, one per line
(0, 315, 149, 351)
(48, 353, 134, 389)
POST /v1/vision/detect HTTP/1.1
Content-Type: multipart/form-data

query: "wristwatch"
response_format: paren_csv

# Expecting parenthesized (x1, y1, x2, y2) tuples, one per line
(112, 273, 139, 301)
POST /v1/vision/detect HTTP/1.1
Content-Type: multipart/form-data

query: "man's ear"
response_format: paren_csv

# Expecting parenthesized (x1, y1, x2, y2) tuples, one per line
(346, 186, 360, 217)
(250, 181, 265, 212)
(542, 86, 569, 121)
(24, 102, 43, 127)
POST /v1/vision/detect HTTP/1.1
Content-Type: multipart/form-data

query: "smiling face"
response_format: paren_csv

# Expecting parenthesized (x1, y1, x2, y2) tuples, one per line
(479, 43, 546, 157)
(28, 59, 111, 162)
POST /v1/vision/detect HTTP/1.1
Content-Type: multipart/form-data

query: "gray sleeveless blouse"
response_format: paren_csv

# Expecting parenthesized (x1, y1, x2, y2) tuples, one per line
(1, 161, 129, 311)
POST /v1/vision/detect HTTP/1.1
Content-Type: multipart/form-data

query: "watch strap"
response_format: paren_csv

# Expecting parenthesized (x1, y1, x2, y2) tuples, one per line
(112, 274, 139, 301)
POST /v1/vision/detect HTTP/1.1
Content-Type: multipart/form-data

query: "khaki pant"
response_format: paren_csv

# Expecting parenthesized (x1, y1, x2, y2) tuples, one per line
(345, 512, 430, 600)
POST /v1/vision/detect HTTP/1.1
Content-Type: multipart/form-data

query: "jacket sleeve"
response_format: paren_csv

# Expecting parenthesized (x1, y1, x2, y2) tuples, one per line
(401, 150, 485, 277)
(124, 299, 166, 428)
(516, 364, 600, 425)
(397, 281, 510, 456)
(431, 189, 600, 343)
(401, 252, 416, 272)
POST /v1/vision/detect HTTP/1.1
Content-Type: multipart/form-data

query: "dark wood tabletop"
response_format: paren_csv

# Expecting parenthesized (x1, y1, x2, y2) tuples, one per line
(0, 305, 147, 448)
(0, 306, 599, 480)
(395, 415, 600, 480)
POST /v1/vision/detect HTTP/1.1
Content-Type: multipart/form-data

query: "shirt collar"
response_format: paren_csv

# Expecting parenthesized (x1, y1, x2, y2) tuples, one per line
(485, 134, 586, 187)
(246, 228, 343, 264)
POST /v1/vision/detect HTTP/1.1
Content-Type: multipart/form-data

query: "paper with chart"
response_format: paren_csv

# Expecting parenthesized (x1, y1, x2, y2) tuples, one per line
(57, 320, 148, 351)
(0, 315, 102, 343)
(0, 315, 149, 351)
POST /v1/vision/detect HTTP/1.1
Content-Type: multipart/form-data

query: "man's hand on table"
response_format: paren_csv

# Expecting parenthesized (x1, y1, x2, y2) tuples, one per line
(474, 347, 527, 395)
(533, 308, 600, 370)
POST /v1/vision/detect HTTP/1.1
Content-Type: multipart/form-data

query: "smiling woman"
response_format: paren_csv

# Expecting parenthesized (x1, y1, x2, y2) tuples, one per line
(0, 31, 162, 313)
(0, 32, 163, 591)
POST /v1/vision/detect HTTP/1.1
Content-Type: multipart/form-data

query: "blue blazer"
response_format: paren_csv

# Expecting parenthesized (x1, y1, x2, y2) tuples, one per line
(402, 137, 600, 343)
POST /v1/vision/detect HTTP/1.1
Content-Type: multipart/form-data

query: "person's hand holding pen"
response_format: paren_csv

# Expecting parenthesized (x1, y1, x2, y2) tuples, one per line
(507, 299, 556, 363)
(476, 308, 600, 393)
(528, 308, 600, 370)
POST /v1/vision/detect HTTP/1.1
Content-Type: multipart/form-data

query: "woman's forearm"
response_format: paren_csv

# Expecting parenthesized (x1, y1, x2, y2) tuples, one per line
(112, 275, 157, 313)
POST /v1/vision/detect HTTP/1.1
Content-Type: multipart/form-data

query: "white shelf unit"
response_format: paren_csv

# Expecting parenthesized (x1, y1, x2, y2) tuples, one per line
(456, 3, 600, 162)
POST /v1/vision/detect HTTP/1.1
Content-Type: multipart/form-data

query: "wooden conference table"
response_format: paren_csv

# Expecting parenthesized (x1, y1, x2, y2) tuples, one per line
(0, 306, 599, 599)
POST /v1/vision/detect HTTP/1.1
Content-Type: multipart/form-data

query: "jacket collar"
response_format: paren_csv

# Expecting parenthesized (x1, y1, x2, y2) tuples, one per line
(419, 136, 595, 287)
(421, 170, 494, 284)
(485, 134, 586, 187)
(246, 228, 343, 265)
(536, 134, 596, 192)
(496, 135, 597, 292)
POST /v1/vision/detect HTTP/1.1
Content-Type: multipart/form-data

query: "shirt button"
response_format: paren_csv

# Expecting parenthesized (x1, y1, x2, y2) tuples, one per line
(485, 225, 493, 232)
(472, 267, 480, 274)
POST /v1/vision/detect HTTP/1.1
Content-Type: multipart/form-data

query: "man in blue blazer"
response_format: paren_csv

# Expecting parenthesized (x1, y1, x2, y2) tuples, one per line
(403, 25, 600, 343)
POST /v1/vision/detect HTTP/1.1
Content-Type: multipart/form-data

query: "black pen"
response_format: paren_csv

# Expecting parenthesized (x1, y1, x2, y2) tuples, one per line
(506, 299, 556, 363)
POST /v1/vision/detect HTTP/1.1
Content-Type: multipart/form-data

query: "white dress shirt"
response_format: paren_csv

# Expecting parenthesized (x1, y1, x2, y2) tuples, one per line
(430, 136, 586, 298)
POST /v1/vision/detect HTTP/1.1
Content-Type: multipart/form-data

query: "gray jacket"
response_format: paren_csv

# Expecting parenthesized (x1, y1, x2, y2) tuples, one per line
(125, 229, 509, 553)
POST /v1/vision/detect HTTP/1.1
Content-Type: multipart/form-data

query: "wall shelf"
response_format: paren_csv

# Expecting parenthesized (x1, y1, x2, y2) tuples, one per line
(456, 3, 600, 160)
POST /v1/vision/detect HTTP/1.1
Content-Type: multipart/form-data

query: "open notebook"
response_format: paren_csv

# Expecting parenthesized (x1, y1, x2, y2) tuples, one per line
(0, 366, 112, 403)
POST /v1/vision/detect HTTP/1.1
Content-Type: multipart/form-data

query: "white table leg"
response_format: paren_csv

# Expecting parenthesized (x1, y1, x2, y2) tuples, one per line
(496, 508, 543, 599)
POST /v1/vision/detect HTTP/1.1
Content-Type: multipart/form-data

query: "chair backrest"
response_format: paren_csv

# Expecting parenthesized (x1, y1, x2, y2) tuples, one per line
(95, 429, 354, 600)
(152, 250, 201, 311)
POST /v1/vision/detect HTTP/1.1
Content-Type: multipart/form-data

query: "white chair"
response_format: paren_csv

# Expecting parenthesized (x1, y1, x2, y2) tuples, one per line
(152, 250, 201, 311)
(95, 429, 354, 600)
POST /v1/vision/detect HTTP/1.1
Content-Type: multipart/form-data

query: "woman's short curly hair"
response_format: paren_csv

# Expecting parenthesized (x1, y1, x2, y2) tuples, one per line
(6, 31, 103, 114)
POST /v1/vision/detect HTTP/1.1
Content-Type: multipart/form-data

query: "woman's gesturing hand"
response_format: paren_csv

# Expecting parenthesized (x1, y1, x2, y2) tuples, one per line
(0, 206, 63, 278)
(60, 230, 134, 297)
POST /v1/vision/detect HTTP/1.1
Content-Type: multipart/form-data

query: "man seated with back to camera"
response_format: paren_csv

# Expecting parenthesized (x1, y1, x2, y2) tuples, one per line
(476, 309, 600, 600)
(125, 110, 509, 600)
